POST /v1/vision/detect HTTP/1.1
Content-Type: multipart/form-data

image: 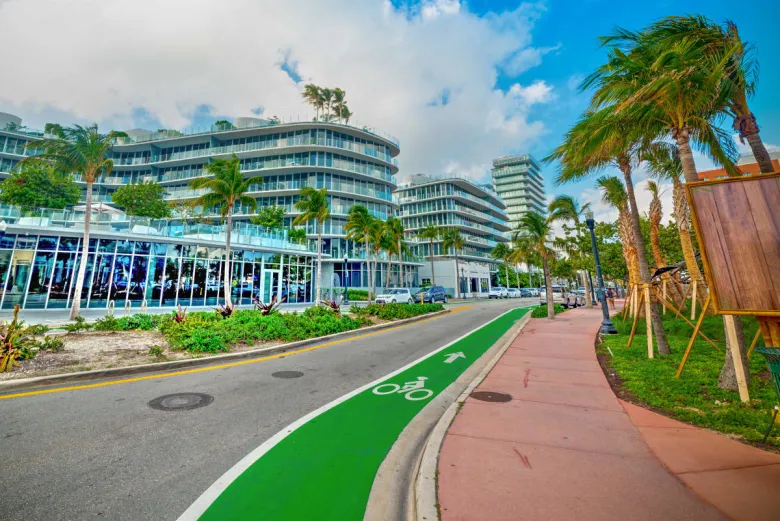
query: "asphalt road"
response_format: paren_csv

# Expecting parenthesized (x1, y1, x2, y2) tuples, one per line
(0, 298, 532, 521)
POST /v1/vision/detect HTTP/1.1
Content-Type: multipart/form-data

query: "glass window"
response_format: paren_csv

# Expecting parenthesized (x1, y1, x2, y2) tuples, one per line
(146, 257, 166, 307)
(116, 240, 133, 254)
(128, 256, 148, 306)
(26, 251, 55, 309)
(88, 254, 114, 308)
(48, 252, 77, 309)
(37, 236, 58, 251)
(0, 251, 12, 305)
(15, 236, 37, 250)
(152, 243, 167, 256)
(162, 258, 179, 306)
(134, 242, 151, 255)
(178, 259, 194, 305)
(1, 250, 33, 309)
(0, 234, 15, 250)
(99, 239, 116, 253)
(58, 236, 79, 251)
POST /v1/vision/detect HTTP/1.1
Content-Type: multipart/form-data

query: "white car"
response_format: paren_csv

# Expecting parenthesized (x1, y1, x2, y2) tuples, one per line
(540, 285, 581, 308)
(507, 288, 521, 298)
(488, 287, 509, 299)
(375, 288, 415, 304)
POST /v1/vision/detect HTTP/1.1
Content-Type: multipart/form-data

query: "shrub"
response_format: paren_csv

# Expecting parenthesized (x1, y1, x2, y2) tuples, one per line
(25, 324, 50, 336)
(173, 305, 187, 323)
(349, 304, 367, 316)
(531, 304, 566, 318)
(215, 303, 235, 319)
(1, 306, 34, 372)
(65, 316, 92, 333)
(35, 336, 64, 353)
(343, 289, 372, 301)
(362, 303, 443, 321)
(93, 314, 121, 331)
(118, 313, 156, 331)
(148, 345, 165, 358)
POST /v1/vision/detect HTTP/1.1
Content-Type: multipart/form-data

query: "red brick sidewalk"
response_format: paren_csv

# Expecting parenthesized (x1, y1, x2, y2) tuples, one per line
(437, 307, 740, 521)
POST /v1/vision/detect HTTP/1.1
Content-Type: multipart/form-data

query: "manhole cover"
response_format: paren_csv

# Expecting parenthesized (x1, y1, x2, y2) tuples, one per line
(148, 393, 214, 411)
(272, 371, 304, 379)
(470, 391, 512, 403)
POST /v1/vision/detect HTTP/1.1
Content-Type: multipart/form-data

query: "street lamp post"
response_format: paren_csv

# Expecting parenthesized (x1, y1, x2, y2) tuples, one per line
(585, 211, 618, 335)
(460, 267, 465, 299)
(343, 256, 349, 304)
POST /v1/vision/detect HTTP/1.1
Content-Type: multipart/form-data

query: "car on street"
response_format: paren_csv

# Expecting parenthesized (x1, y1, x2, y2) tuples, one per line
(507, 288, 521, 298)
(417, 285, 448, 303)
(375, 288, 415, 304)
(520, 288, 534, 298)
(488, 287, 509, 299)
(539, 285, 582, 308)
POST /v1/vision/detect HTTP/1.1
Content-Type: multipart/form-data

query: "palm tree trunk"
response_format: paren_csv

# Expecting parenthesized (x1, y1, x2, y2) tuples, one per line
(429, 238, 436, 285)
(224, 211, 233, 307)
(455, 254, 460, 299)
(675, 130, 699, 184)
(543, 255, 554, 319)
(620, 163, 671, 355)
(364, 236, 371, 303)
(505, 262, 509, 290)
(398, 238, 404, 287)
(582, 270, 593, 308)
(70, 181, 93, 319)
(735, 112, 775, 174)
(315, 222, 322, 304)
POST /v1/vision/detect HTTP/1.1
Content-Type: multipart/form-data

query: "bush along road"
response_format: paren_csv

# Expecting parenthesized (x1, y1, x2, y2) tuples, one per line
(180, 305, 533, 521)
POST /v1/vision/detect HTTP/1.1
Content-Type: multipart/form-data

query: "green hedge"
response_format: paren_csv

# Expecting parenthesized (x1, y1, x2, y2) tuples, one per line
(344, 289, 371, 301)
(355, 302, 443, 320)
(531, 303, 566, 318)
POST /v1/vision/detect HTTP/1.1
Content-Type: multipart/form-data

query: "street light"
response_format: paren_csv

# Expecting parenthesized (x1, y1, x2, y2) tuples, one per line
(343, 255, 349, 303)
(460, 267, 465, 299)
(585, 210, 618, 335)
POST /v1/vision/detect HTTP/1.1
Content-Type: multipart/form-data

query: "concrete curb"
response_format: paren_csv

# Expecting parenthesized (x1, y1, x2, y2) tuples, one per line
(413, 311, 532, 521)
(0, 309, 450, 394)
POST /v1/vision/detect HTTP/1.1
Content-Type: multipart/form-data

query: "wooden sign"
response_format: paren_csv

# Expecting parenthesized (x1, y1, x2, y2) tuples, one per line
(686, 172, 780, 317)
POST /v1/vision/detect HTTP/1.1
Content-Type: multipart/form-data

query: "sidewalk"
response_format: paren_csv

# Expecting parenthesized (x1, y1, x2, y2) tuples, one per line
(436, 307, 780, 521)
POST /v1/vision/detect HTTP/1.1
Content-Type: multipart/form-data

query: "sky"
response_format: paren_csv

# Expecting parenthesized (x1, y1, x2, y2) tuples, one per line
(0, 0, 778, 226)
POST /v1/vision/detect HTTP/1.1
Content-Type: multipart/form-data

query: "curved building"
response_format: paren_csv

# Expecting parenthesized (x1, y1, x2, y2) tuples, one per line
(0, 114, 413, 310)
(396, 174, 511, 297)
(491, 154, 546, 229)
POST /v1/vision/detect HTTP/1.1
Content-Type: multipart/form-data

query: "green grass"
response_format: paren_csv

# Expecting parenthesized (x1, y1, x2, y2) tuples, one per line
(600, 308, 779, 448)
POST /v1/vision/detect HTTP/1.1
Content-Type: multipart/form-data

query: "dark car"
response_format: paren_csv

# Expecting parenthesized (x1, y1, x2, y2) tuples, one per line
(419, 285, 448, 303)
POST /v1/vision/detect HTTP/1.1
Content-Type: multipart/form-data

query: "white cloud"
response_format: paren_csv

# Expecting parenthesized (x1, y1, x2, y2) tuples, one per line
(503, 44, 561, 76)
(0, 0, 554, 180)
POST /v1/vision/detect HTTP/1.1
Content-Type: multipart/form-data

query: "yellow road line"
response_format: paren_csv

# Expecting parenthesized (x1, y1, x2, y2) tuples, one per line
(0, 306, 474, 401)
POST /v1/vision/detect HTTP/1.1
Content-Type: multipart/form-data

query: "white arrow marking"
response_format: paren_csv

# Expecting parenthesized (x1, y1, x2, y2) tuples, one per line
(443, 352, 466, 364)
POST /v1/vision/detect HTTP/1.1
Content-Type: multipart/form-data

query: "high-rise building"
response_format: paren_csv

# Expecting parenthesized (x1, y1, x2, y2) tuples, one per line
(491, 154, 546, 230)
(395, 174, 511, 297)
(0, 112, 417, 310)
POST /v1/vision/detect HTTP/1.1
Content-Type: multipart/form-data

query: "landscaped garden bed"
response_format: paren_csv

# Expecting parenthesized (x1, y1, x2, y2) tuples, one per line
(597, 308, 780, 450)
(0, 303, 444, 381)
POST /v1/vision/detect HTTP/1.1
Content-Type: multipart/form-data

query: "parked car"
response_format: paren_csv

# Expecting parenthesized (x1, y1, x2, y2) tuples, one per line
(488, 287, 509, 299)
(519, 288, 533, 298)
(375, 288, 414, 304)
(507, 288, 521, 298)
(418, 285, 448, 303)
(539, 285, 582, 308)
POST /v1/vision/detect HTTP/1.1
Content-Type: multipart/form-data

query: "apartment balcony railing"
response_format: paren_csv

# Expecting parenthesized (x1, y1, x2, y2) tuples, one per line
(397, 190, 507, 217)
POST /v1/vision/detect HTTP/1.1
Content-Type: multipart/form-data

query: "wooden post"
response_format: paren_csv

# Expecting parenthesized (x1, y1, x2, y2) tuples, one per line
(747, 328, 762, 359)
(654, 287, 720, 352)
(723, 315, 750, 403)
(662, 279, 667, 315)
(676, 293, 711, 378)
(690, 279, 698, 321)
(626, 288, 645, 350)
(644, 284, 653, 359)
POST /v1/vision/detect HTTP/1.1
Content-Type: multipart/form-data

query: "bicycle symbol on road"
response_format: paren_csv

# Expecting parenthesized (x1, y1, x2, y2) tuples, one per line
(372, 376, 434, 401)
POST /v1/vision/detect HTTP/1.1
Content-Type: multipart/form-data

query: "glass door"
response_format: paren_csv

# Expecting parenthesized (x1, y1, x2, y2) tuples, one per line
(263, 269, 280, 303)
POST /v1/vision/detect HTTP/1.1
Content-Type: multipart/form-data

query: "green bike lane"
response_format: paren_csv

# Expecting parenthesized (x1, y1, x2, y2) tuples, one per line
(181, 306, 531, 521)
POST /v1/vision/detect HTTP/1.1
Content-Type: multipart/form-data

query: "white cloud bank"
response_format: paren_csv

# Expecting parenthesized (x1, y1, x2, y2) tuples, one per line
(0, 0, 555, 181)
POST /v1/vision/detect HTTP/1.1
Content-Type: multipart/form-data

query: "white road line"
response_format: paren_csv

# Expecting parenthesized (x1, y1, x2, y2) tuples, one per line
(176, 306, 520, 521)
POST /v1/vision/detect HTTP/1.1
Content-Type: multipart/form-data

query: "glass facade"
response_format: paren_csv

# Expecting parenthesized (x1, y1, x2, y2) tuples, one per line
(0, 233, 314, 310)
(491, 154, 546, 230)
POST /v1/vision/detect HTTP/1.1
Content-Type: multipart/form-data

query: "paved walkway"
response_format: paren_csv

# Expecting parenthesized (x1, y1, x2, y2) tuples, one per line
(436, 307, 772, 521)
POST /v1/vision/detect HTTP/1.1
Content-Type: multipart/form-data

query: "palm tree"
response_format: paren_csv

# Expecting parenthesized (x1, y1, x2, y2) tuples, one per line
(633, 16, 774, 173)
(332, 88, 346, 123)
(417, 225, 440, 286)
(548, 195, 593, 308)
(20, 124, 126, 319)
(645, 143, 705, 301)
(385, 216, 406, 287)
(490, 242, 512, 290)
(293, 187, 330, 304)
(513, 212, 556, 319)
(320, 88, 334, 121)
(302, 84, 322, 120)
(596, 176, 640, 289)
(287, 227, 307, 244)
(546, 109, 671, 354)
(441, 228, 466, 298)
(345, 205, 375, 302)
(190, 154, 262, 307)
(368, 219, 386, 296)
(339, 105, 353, 125)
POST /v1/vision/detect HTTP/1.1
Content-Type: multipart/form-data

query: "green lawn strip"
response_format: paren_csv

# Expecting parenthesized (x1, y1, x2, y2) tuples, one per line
(199, 306, 531, 521)
(600, 310, 779, 448)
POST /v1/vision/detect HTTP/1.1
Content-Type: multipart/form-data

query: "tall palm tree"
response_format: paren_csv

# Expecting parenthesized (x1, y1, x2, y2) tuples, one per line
(190, 154, 263, 307)
(345, 205, 375, 302)
(490, 242, 512, 289)
(512, 212, 556, 319)
(368, 219, 386, 296)
(596, 176, 640, 288)
(293, 187, 330, 304)
(630, 16, 774, 173)
(20, 124, 126, 319)
(548, 195, 593, 308)
(645, 180, 666, 270)
(417, 225, 440, 285)
(320, 88, 334, 121)
(546, 109, 671, 355)
(385, 216, 406, 287)
(645, 143, 705, 300)
(332, 88, 346, 124)
(302, 84, 322, 120)
(339, 105, 353, 125)
(441, 228, 466, 298)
